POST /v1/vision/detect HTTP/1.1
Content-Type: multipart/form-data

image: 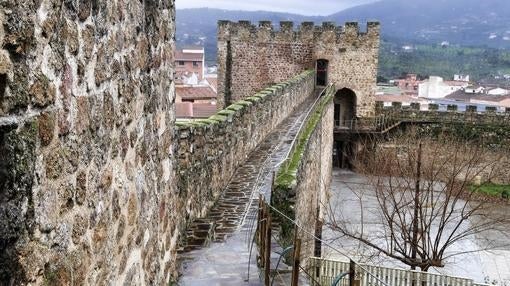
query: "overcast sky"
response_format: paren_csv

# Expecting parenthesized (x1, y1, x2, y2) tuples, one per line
(176, 0, 379, 16)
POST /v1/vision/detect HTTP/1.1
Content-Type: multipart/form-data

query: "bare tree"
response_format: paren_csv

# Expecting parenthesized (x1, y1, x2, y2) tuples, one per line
(326, 131, 510, 272)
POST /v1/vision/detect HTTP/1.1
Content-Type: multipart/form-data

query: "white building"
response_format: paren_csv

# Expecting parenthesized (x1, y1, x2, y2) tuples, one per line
(464, 86, 485, 94)
(418, 76, 469, 99)
(453, 74, 470, 82)
(487, 87, 509, 96)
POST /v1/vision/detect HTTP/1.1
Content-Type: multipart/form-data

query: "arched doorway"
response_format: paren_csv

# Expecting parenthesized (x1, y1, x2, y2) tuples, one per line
(316, 59, 328, 86)
(334, 88, 356, 129)
(333, 88, 357, 169)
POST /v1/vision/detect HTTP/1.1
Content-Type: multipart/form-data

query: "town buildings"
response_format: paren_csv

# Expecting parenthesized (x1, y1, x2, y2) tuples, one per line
(175, 46, 206, 85)
(377, 73, 510, 112)
(394, 74, 420, 92)
(418, 76, 468, 99)
(174, 46, 218, 118)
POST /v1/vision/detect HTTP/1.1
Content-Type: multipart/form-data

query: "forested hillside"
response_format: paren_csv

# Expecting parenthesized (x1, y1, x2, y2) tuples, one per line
(176, 2, 510, 82)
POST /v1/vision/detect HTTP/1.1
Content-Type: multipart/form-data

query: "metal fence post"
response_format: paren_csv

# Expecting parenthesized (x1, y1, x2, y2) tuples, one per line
(291, 239, 302, 286)
(349, 260, 356, 286)
(264, 208, 272, 286)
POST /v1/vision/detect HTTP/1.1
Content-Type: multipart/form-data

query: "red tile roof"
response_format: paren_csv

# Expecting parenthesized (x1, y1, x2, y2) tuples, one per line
(205, 77, 218, 92)
(471, 95, 510, 103)
(175, 51, 203, 61)
(445, 90, 477, 101)
(444, 81, 470, 87)
(176, 86, 217, 100)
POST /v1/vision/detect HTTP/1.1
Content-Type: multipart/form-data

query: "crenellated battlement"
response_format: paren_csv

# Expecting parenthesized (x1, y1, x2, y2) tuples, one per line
(217, 18, 381, 117)
(218, 20, 380, 43)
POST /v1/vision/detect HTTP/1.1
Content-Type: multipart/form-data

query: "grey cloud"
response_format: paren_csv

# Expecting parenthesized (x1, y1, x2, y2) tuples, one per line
(176, 0, 378, 15)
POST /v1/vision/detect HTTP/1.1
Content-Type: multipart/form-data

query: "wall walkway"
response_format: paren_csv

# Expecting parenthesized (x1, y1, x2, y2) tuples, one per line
(177, 89, 325, 285)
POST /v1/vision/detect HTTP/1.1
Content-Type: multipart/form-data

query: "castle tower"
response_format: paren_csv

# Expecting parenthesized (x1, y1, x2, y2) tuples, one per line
(217, 20, 380, 117)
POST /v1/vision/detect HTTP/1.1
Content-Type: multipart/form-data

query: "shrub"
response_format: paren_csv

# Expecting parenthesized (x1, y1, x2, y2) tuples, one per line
(447, 104, 458, 111)
(486, 106, 497, 113)
(466, 105, 477, 112)
(428, 104, 439, 111)
(375, 101, 384, 111)
(410, 102, 420, 110)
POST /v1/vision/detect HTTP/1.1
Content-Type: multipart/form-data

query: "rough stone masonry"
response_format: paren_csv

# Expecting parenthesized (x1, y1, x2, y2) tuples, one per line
(0, 0, 176, 284)
(0, 1, 381, 284)
(217, 21, 380, 117)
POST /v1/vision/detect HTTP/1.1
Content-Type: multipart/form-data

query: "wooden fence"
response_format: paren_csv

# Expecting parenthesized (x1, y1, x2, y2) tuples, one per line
(308, 257, 490, 286)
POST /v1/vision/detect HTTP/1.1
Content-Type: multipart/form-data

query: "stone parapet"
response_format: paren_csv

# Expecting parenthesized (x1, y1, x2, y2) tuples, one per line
(379, 108, 510, 126)
(218, 20, 380, 46)
(175, 71, 315, 230)
(272, 85, 335, 263)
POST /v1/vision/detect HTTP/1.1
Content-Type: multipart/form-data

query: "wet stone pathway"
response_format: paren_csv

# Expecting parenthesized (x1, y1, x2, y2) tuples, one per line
(177, 93, 321, 285)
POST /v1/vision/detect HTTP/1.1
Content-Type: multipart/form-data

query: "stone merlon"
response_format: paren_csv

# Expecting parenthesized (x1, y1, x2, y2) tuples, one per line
(217, 20, 380, 42)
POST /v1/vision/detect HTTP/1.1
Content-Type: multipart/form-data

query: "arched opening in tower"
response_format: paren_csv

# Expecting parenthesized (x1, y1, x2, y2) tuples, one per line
(316, 59, 329, 86)
(334, 88, 356, 129)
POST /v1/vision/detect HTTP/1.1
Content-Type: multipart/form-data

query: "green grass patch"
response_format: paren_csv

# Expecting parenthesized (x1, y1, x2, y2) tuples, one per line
(471, 183, 510, 198)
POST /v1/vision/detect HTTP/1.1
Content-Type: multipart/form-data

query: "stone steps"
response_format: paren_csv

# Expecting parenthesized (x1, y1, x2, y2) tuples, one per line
(178, 219, 216, 253)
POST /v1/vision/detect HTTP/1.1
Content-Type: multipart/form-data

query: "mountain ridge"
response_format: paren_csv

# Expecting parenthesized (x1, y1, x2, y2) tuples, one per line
(176, 2, 510, 81)
(177, 0, 510, 52)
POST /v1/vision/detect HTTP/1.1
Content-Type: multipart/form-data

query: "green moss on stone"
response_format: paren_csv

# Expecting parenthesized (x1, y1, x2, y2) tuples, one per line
(217, 109, 236, 116)
(245, 96, 261, 103)
(236, 100, 253, 107)
(175, 123, 189, 129)
(275, 86, 335, 189)
(208, 114, 228, 123)
(196, 119, 218, 125)
(226, 104, 244, 112)
(254, 93, 268, 100)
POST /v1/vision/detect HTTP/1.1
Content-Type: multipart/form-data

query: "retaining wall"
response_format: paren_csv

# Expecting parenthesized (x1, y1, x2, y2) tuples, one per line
(272, 85, 334, 263)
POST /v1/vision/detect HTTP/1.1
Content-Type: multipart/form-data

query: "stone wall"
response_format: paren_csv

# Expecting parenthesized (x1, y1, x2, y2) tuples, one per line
(0, 0, 176, 284)
(175, 71, 315, 222)
(217, 21, 380, 117)
(378, 108, 510, 125)
(272, 86, 334, 263)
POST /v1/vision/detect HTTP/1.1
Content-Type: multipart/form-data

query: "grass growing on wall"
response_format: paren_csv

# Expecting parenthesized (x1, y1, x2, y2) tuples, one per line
(275, 86, 334, 189)
(271, 84, 334, 250)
